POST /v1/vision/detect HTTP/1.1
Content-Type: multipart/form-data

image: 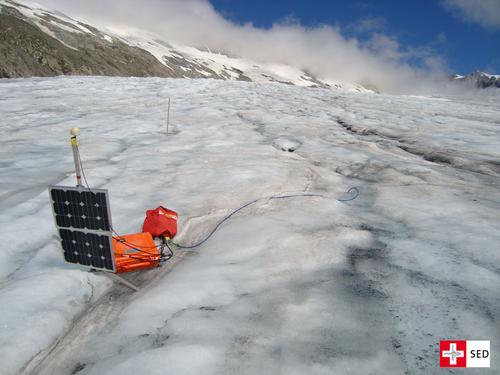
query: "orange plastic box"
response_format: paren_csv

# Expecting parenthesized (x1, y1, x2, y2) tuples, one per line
(112, 232, 160, 273)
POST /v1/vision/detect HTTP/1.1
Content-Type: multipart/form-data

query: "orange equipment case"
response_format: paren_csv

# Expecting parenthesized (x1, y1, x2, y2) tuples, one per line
(112, 232, 160, 274)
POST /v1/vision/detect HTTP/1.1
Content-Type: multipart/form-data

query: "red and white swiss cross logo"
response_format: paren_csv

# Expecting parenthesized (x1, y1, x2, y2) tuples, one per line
(440, 340, 466, 367)
(440, 340, 490, 368)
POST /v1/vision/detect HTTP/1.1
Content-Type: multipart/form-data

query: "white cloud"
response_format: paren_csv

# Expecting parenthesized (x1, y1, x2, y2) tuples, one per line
(20, 0, 451, 94)
(367, 33, 402, 60)
(442, 0, 500, 29)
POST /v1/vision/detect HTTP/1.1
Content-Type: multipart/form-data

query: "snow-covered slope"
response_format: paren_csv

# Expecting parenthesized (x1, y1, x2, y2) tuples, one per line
(0, 77, 499, 374)
(110, 28, 359, 89)
(0, 0, 363, 90)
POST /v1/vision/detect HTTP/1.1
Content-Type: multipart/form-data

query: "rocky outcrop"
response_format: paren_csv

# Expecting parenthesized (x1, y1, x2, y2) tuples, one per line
(0, 5, 207, 78)
(452, 71, 500, 89)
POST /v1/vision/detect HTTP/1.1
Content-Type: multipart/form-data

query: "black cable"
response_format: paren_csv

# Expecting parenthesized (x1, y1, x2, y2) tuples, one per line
(163, 240, 174, 260)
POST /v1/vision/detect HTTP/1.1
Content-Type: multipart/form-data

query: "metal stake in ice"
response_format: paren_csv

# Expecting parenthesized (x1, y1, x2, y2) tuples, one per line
(70, 127, 83, 187)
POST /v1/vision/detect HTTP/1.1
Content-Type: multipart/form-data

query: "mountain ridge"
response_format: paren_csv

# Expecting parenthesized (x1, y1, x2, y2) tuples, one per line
(2, 0, 497, 91)
(0, 0, 364, 90)
(452, 70, 500, 89)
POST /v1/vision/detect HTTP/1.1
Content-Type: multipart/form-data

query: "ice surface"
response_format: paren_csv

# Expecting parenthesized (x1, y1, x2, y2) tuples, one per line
(0, 77, 499, 374)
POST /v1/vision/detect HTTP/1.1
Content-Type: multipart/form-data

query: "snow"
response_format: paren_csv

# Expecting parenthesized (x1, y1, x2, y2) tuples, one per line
(103, 26, 363, 90)
(0, 0, 91, 34)
(169, 42, 361, 89)
(0, 270, 111, 374)
(0, 0, 97, 51)
(0, 77, 499, 374)
(273, 137, 301, 152)
(454, 71, 500, 84)
(477, 72, 500, 79)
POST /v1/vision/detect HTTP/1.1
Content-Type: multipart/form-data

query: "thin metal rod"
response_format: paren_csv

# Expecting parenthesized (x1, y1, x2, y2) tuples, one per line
(71, 136, 82, 187)
(166, 97, 171, 135)
(108, 273, 140, 292)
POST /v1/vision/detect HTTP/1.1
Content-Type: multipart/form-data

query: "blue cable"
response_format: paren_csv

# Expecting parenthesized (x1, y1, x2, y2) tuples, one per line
(78, 144, 360, 254)
(172, 188, 359, 250)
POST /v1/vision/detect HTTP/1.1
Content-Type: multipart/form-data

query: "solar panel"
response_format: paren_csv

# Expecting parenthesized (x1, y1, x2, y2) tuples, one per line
(49, 185, 115, 272)
(50, 186, 111, 231)
(59, 229, 115, 270)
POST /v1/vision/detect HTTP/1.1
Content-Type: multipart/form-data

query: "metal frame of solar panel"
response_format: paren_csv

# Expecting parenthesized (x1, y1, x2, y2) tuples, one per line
(49, 185, 116, 272)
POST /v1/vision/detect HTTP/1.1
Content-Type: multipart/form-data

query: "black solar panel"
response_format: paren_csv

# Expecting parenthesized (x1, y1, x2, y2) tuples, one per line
(49, 186, 111, 231)
(59, 229, 115, 271)
(49, 185, 115, 272)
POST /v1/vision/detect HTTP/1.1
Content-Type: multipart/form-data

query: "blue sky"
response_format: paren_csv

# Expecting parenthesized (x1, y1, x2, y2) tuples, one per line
(210, 0, 500, 74)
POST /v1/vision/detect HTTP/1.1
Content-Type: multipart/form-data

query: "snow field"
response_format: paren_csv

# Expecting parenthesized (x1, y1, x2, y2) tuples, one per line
(0, 77, 499, 374)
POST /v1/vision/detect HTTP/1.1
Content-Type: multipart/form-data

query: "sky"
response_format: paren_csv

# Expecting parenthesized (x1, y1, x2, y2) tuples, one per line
(26, 0, 500, 93)
(209, 0, 500, 75)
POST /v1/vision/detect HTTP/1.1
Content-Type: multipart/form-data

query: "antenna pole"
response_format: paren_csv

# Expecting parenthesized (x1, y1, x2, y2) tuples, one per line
(166, 97, 171, 135)
(70, 128, 83, 187)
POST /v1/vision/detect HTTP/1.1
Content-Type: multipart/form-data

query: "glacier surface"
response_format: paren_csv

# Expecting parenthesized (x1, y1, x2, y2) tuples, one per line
(0, 77, 499, 374)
